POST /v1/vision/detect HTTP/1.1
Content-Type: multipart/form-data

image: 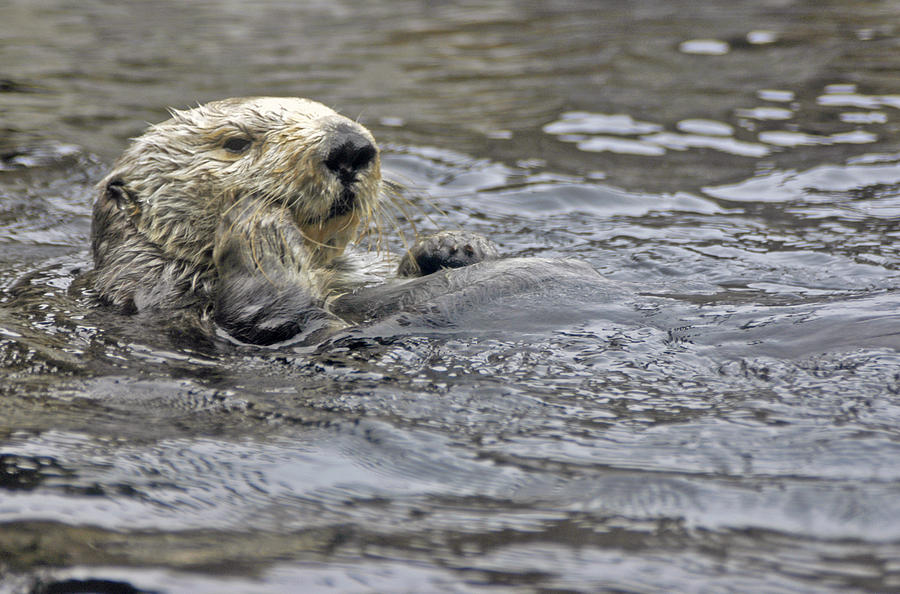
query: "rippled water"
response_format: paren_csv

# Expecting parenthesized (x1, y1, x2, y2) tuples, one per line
(2, 1, 900, 592)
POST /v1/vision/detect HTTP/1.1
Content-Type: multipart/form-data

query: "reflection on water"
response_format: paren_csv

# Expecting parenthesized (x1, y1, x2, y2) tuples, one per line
(543, 80, 896, 158)
(2, 0, 900, 592)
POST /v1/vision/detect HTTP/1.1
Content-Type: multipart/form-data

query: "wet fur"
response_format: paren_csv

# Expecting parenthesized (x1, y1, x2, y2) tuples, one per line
(91, 97, 382, 344)
(89, 96, 595, 345)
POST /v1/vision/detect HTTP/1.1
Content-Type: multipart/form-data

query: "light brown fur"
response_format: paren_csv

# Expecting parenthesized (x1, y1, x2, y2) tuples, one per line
(90, 97, 382, 342)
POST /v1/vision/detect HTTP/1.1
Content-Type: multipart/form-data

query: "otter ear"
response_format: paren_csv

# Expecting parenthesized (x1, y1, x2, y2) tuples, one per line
(104, 179, 136, 205)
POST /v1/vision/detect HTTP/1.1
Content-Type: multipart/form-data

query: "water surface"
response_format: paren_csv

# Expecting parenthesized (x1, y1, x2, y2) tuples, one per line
(2, 1, 900, 592)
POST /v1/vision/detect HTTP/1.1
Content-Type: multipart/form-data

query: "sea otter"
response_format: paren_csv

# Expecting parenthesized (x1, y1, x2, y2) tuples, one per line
(88, 96, 599, 345)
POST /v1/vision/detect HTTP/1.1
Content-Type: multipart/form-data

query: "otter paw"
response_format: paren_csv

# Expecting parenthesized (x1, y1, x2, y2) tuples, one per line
(397, 230, 500, 277)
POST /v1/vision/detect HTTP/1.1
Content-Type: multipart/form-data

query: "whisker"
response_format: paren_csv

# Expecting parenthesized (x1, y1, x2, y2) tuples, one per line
(382, 177, 446, 240)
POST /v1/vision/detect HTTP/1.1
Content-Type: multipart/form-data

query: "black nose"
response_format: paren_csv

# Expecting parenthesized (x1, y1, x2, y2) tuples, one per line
(324, 127, 376, 183)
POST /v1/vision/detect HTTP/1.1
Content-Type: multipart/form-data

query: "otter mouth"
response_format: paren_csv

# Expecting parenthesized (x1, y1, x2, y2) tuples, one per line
(327, 187, 357, 220)
(294, 185, 359, 228)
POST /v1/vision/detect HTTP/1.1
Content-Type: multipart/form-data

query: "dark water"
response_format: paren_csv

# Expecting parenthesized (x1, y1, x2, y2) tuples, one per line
(2, 1, 900, 592)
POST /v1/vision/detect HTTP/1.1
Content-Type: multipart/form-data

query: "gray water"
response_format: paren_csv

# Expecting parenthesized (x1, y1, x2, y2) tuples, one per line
(2, 1, 900, 592)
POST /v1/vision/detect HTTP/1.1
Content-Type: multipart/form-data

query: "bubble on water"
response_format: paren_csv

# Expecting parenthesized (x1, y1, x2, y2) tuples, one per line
(839, 111, 887, 124)
(747, 30, 778, 45)
(642, 132, 770, 158)
(543, 112, 662, 136)
(757, 89, 795, 102)
(758, 131, 828, 147)
(817, 89, 900, 110)
(825, 83, 858, 94)
(678, 39, 730, 55)
(830, 130, 878, 144)
(676, 119, 734, 137)
(575, 135, 666, 156)
(735, 106, 793, 120)
(759, 130, 878, 147)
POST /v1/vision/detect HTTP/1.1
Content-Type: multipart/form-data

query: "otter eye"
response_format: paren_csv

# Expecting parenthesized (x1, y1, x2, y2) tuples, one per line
(222, 137, 252, 154)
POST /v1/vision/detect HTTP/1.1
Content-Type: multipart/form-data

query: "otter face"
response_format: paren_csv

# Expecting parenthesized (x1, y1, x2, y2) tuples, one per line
(97, 97, 381, 269)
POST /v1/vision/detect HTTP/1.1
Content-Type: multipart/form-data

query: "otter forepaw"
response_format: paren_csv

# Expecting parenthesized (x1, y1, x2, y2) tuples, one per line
(397, 230, 500, 277)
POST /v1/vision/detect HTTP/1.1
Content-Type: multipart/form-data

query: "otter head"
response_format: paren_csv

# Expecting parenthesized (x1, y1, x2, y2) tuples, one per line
(93, 97, 381, 275)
